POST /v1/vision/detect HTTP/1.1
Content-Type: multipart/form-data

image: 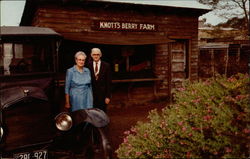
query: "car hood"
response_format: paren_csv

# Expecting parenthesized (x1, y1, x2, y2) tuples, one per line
(0, 86, 48, 109)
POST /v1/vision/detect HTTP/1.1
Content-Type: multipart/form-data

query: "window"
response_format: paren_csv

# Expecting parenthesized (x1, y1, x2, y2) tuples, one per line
(110, 45, 155, 79)
(0, 41, 54, 75)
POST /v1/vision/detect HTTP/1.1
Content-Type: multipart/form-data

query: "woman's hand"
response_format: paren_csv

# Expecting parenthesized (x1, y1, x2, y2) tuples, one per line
(65, 102, 71, 109)
(65, 94, 71, 109)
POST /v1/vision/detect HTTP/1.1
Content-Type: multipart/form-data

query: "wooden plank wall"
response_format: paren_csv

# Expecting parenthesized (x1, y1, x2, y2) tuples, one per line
(32, 4, 198, 44)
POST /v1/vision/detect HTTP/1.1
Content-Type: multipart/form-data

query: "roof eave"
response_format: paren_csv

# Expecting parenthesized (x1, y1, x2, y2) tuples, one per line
(20, 0, 211, 26)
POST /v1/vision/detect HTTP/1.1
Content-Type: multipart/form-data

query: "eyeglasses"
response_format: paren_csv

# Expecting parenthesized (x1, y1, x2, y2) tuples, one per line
(77, 59, 85, 61)
(92, 54, 101, 56)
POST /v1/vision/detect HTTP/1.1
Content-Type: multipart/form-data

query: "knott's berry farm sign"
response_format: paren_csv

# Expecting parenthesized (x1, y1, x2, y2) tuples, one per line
(93, 21, 157, 31)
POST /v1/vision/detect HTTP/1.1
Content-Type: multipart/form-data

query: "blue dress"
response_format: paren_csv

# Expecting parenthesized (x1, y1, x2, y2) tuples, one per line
(65, 66, 93, 112)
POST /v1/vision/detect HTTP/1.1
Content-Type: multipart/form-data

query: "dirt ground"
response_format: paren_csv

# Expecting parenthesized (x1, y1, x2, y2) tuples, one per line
(106, 100, 168, 158)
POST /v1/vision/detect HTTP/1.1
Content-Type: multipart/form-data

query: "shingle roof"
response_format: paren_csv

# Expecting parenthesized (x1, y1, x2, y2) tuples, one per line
(20, 0, 210, 26)
(0, 26, 61, 37)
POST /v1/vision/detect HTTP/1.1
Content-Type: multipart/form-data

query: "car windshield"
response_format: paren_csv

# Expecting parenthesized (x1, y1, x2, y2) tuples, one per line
(0, 40, 55, 75)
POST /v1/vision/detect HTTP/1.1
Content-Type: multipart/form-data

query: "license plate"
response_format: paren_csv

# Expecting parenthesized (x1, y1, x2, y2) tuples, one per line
(14, 150, 48, 159)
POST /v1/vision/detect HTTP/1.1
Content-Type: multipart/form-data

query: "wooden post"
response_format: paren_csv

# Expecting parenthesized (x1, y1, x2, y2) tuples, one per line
(235, 46, 241, 74)
(225, 48, 229, 76)
(210, 49, 215, 77)
(126, 56, 130, 72)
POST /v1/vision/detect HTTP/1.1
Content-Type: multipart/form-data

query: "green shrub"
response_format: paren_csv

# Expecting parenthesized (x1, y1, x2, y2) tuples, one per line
(116, 73, 250, 158)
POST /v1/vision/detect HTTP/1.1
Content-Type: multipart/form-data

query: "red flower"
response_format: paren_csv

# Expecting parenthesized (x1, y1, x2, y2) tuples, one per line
(131, 127, 137, 133)
(178, 121, 183, 126)
(225, 147, 232, 153)
(182, 127, 187, 132)
(123, 137, 128, 143)
(243, 128, 250, 134)
(124, 130, 130, 135)
(227, 77, 236, 82)
(178, 87, 186, 91)
(235, 95, 245, 100)
(144, 133, 148, 138)
(213, 151, 218, 155)
(192, 127, 200, 131)
(186, 151, 191, 159)
(207, 108, 212, 113)
(192, 98, 201, 104)
(136, 151, 142, 156)
(203, 115, 213, 121)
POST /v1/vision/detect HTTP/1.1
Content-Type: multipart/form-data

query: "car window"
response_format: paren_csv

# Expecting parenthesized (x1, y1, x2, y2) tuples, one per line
(0, 40, 54, 75)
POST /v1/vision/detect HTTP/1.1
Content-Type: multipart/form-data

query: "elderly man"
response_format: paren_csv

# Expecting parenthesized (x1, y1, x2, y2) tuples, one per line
(87, 48, 111, 112)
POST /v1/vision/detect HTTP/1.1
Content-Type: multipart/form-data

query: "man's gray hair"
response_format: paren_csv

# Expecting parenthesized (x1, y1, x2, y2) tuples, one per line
(75, 51, 87, 59)
(91, 48, 102, 56)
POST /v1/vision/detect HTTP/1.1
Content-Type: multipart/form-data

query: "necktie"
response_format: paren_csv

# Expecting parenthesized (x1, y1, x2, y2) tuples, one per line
(95, 62, 98, 80)
(95, 62, 98, 74)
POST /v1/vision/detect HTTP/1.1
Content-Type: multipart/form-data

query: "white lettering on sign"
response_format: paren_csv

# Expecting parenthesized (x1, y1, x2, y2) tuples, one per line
(139, 24, 155, 30)
(100, 22, 121, 29)
(96, 21, 156, 31)
(121, 23, 138, 29)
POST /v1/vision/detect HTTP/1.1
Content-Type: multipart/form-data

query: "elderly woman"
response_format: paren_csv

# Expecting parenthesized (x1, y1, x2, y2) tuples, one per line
(64, 51, 93, 112)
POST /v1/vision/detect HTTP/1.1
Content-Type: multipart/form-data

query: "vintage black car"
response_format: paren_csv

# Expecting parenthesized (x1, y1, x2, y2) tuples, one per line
(0, 26, 111, 159)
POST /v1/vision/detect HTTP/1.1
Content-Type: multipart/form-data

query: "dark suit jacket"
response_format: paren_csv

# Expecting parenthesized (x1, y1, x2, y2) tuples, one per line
(86, 60, 111, 111)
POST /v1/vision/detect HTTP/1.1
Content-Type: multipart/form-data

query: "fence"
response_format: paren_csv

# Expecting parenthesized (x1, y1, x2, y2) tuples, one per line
(198, 44, 250, 79)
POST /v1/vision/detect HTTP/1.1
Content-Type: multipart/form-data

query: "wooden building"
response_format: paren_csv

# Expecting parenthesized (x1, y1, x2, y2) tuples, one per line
(199, 43, 250, 79)
(20, 0, 210, 104)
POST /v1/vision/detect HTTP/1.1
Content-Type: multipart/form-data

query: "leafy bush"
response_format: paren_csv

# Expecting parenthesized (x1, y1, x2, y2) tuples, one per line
(116, 73, 250, 158)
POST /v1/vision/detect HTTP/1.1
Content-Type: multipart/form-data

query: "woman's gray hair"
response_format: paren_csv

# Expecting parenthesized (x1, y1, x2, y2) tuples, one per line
(91, 48, 102, 56)
(75, 51, 87, 59)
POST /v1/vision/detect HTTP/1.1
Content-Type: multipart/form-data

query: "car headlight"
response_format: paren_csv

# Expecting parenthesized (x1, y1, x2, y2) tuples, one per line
(0, 126, 3, 141)
(55, 112, 72, 131)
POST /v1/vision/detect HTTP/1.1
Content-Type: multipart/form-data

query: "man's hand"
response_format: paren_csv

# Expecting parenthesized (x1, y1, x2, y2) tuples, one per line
(105, 98, 110, 104)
